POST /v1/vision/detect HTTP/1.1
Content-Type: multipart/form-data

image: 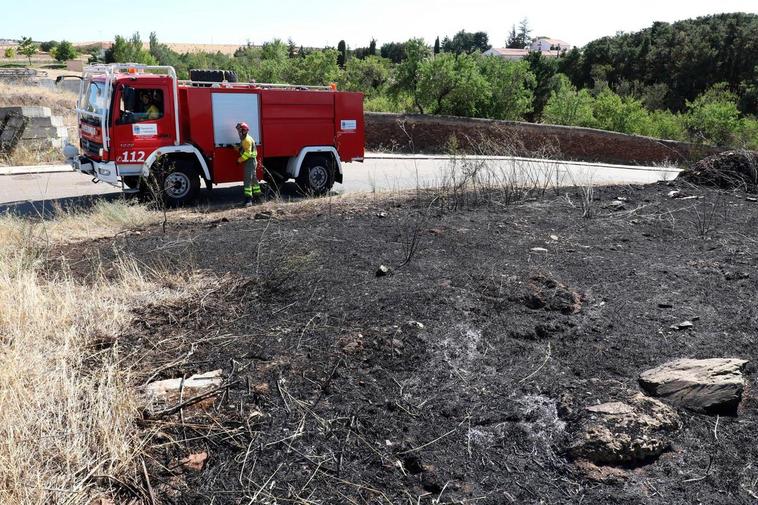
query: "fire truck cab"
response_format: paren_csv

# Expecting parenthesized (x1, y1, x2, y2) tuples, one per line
(63, 64, 365, 205)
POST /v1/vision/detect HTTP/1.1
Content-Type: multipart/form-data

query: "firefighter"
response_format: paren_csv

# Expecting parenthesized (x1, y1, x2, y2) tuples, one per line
(140, 92, 160, 120)
(236, 122, 261, 206)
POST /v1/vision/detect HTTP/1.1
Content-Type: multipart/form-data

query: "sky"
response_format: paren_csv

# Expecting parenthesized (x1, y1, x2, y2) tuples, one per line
(4, 0, 757, 49)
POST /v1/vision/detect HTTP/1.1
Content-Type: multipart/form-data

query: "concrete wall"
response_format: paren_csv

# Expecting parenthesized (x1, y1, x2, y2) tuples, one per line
(365, 113, 720, 166)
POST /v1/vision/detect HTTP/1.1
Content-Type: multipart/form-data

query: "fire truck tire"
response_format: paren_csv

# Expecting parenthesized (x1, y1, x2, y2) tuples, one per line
(296, 155, 335, 196)
(161, 166, 200, 207)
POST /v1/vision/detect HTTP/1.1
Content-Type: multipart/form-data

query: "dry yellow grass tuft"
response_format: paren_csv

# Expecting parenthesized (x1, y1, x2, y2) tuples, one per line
(0, 201, 190, 503)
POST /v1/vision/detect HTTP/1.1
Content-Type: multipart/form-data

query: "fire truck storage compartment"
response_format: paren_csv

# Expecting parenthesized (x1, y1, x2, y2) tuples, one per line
(261, 90, 335, 158)
(211, 92, 261, 146)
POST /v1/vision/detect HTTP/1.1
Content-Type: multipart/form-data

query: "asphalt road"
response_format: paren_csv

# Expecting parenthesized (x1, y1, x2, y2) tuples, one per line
(0, 154, 680, 215)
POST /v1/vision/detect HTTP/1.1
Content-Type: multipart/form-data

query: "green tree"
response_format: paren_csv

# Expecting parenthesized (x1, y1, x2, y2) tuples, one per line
(40, 40, 58, 52)
(285, 49, 340, 86)
(18, 37, 38, 65)
(380, 41, 406, 63)
(4, 47, 16, 59)
(524, 51, 560, 119)
(389, 39, 430, 112)
(559, 13, 758, 114)
(53, 40, 77, 62)
(369, 38, 376, 56)
(338, 56, 391, 96)
(434, 37, 440, 55)
(441, 30, 490, 54)
(592, 88, 654, 135)
(685, 83, 742, 145)
(337, 40, 347, 69)
(261, 39, 288, 61)
(106, 33, 157, 65)
(478, 57, 536, 120)
(416, 53, 490, 116)
(287, 38, 297, 58)
(542, 74, 596, 127)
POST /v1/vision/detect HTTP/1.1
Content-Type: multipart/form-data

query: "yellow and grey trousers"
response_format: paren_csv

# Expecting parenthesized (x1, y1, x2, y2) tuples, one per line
(243, 159, 261, 198)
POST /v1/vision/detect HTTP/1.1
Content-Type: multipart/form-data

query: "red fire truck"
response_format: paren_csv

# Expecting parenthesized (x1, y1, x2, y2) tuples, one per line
(63, 64, 365, 205)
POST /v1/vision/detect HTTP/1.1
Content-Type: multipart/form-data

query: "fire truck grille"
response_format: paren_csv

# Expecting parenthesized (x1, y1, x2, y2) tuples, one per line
(80, 137, 103, 155)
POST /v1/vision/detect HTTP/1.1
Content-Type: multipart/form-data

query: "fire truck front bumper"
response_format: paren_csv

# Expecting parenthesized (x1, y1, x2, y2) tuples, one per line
(68, 155, 120, 186)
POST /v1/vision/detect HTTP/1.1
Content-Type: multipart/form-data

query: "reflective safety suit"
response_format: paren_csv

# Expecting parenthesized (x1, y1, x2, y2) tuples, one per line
(238, 133, 260, 198)
(145, 104, 160, 120)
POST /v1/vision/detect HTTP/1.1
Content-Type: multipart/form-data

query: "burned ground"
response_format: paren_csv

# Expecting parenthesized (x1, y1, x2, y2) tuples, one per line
(58, 181, 758, 504)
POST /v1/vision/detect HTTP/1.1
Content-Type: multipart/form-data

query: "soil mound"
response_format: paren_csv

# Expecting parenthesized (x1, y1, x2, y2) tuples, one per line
(681, 150, 758, 191)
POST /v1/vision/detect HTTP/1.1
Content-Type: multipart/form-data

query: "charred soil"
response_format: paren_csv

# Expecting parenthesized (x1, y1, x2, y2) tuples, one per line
(58, 181, 758, 504)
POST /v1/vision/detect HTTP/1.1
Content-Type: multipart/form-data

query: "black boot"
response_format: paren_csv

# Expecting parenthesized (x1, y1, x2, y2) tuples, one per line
(243, 197, 253, 207)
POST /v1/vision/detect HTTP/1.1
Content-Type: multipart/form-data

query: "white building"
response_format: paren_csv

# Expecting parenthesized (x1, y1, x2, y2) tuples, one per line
(482, 47, 530, 60)
(530, 37, 572, 53)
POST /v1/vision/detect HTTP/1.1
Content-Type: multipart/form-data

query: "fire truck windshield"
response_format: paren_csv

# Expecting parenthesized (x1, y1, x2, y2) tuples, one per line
(81, 80, 108, 117)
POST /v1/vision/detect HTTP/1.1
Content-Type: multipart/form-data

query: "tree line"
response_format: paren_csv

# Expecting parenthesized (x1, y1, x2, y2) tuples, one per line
(98, 12, 757, 149)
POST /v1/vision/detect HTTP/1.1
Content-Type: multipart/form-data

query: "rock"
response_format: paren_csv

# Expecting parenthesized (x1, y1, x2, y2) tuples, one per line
(254, 211, 272, 220)
(180, 451, 208, 472)
(376, 265, 391, 277)
(376, 211, 388, 218)
(145, 370, 223, 412)
(530, 247, 549, 253)
(657, 302, 673, 309)
(252, 383, 270, 396)
(607, 200, 625, 211)
(524, 275, 585, 315)
(565, 392, 680, 465)
(669, 320, 694, 331)
(146, 370, 222, 399)
(639, 358, 748, 414)
(747, 197, 757, 202)
(681, 150, 758, 191)
(668, 190, 682, 198)
(549, 234, 559, 241)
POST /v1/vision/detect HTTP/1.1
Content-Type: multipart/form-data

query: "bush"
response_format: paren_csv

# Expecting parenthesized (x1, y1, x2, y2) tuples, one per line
(542, 75, 596, 127)
(478, 57, 535, 120)
(4, 47, 16, 59)
(39, 40, 58, 52)
(338, 56, 391, 97)
(737, 118, 758, 150)
(649, 110, 687, 141)
(685, 84, 742, 146)
(54, 41, 77, 62)
(415, 53, 490, 117)
(592, 88, 655, 135)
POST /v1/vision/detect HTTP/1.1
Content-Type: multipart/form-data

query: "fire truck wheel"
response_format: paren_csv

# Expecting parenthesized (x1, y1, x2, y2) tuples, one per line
(297, 155, 335, 196)
(162, 166, 200, 206)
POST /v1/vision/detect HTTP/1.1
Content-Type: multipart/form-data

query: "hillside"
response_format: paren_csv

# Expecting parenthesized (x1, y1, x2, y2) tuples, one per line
(560, 12, 758, 114)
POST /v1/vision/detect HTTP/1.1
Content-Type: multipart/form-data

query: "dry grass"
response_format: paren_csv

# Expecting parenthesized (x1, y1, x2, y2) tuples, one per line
(0, 144, 64, 166)
(0, 81, 78, 166)
(0, 81, 77, 123)
(0, 201, 191, 504)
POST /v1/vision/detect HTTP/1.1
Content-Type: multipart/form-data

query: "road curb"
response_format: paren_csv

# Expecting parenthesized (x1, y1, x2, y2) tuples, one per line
(0, 165, 72, 176)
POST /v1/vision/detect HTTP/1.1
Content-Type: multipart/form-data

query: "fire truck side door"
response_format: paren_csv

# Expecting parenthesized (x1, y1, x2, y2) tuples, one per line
(110, 83, 176, 168)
